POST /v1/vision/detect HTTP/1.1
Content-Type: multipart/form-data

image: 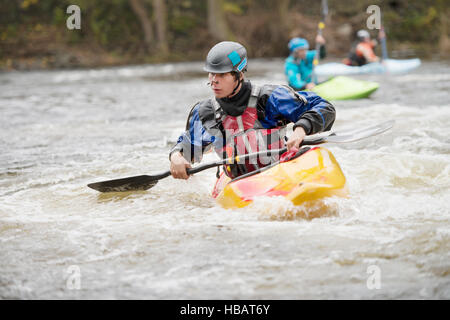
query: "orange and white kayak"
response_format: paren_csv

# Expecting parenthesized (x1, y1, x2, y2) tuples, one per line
(212, 147, 348, 209)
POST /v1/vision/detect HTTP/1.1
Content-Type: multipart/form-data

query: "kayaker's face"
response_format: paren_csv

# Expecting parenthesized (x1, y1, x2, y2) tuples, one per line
(294, 48, 307, 59)
(208, 72, 239, 98)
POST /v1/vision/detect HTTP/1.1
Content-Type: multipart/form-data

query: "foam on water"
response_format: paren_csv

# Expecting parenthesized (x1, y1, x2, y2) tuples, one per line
(1, 59, 449, 299)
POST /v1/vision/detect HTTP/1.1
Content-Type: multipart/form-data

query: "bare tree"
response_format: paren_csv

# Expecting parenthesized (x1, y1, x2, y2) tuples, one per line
(153, 0, 169, 54)
(207, 0, 230, 40)
(129, 0, 154, 53)
(439, 7, 450, 54)
(278, 0, 290, 31)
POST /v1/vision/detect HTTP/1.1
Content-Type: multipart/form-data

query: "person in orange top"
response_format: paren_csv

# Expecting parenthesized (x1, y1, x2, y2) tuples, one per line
(343, 30, 380, 66)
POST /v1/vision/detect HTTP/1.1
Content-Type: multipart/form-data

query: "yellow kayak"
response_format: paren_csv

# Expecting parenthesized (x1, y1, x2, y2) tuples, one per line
(212, 147, 348, 209)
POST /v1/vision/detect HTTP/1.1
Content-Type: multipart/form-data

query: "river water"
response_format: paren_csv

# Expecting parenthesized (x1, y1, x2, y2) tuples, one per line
(1, 59, 449, 299)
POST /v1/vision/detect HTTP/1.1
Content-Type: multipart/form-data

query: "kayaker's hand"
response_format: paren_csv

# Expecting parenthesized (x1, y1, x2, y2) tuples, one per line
(305, 82, 315, 90)
(170, 152, 191, 180)
(287, 127, 306, 150)
(316, 34, 326, 45)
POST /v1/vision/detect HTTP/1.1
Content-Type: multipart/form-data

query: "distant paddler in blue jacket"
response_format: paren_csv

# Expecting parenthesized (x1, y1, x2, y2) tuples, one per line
(285, 35, 326, 91)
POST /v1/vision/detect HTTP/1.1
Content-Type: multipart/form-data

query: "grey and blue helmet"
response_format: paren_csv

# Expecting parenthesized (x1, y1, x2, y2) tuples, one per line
(204, 41, 248, 73)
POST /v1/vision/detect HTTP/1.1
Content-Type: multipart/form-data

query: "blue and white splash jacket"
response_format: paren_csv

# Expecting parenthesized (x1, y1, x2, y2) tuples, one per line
(169, 81, 335, 164)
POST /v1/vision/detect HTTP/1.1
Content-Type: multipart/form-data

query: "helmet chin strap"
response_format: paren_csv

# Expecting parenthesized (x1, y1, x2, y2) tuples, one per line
(227, 76, 242, 98)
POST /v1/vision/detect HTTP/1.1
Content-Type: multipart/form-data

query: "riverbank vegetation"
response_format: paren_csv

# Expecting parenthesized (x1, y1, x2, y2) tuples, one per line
(1, 0, 449, 70)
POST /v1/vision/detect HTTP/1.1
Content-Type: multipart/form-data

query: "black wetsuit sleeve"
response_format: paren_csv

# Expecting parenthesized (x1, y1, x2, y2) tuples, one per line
(292, 92, 335, 135)
(294, 100, 335, 134)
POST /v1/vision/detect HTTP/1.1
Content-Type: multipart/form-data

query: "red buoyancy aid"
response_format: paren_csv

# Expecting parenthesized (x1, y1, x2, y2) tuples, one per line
(211, 85, 286, 179)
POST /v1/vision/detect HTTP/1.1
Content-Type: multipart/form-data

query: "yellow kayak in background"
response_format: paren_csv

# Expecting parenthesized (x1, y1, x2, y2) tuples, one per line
(212, 147, 348, 209)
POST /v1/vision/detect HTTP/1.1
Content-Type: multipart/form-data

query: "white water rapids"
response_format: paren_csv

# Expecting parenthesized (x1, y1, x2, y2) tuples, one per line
(0, 59, 449, 299)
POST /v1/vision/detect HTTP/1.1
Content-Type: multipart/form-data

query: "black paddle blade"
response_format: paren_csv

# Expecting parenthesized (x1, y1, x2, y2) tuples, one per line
(87, 175, 158, 192)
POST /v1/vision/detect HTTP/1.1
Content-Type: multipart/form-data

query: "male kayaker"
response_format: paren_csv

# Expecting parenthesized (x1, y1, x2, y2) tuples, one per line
(284, 35, 326, 91)
(343, 29, 380, 66)
(169, 41, 335, 180)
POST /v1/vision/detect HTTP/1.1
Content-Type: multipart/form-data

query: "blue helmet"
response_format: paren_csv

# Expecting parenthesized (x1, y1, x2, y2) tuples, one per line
(288, 37, 309, 52)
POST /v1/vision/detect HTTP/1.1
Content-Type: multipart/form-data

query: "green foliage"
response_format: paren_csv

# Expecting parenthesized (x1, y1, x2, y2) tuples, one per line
(170, 15, 197, 35)
(384, 3, 440, 43)
(87, 1, 142, 50)
(0, 0, 447, 66)
(223, 2, 243, 15)
(0, 25, 18, 42)
(52, 7, 66, 25)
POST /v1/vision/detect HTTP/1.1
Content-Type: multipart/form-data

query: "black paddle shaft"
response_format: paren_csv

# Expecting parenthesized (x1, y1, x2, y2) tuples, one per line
(87, 120, 394, 193)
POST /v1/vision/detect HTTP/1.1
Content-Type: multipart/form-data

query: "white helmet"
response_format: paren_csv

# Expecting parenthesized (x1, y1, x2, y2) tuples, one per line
(357, 30, 370, 40)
